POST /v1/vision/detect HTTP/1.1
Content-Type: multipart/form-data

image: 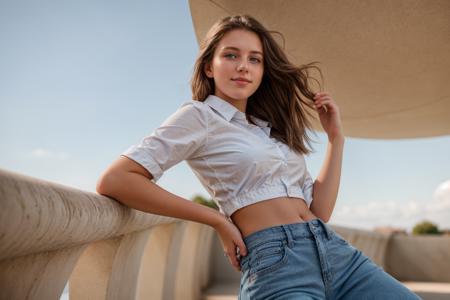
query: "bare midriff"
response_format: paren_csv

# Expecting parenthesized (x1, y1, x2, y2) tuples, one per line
(230, 196, 318, 238)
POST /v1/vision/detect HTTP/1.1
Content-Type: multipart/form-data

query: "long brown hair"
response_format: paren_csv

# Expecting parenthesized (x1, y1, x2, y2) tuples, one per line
(190, 15, 323, 155)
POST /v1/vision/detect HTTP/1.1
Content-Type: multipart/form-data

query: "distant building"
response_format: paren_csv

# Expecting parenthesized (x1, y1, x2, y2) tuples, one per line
(373, 226, 408, 235)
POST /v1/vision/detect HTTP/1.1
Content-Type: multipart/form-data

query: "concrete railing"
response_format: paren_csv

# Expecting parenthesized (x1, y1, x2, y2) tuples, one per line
(0, 168, 215, 300)
(1, 168, 449, 300)
(331, 225, 450, 282)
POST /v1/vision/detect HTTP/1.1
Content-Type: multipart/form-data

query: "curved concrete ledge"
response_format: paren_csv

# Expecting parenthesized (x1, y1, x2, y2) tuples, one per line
(2, 167, 449, 300)
(0, 168, 176, 260)
(0, 168, 216, 300)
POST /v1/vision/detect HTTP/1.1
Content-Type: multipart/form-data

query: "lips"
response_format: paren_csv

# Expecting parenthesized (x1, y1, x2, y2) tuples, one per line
(232, 78, 251, 83)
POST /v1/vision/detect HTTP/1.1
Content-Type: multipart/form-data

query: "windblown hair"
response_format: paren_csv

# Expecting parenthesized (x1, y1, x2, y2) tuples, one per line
(190, 14, 323, 155)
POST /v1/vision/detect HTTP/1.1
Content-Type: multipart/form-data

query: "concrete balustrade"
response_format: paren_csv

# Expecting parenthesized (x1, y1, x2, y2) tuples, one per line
(0, 168, 215, 300)
(332, 225, 393, 268)
(386, 234, 450, 282)
(332, 225, 450, 282)
(1, 167, 449, 300)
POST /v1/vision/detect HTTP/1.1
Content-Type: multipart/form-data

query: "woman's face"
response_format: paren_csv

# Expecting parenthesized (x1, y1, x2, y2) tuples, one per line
(205, 29, 264, 106)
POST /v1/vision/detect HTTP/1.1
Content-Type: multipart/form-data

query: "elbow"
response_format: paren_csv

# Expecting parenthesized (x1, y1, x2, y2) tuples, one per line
(315, 213, 330, 223)
(316, 211, 331, 224)
(319, 212, 332, 223)
(320, 216, 330, 223)
(309, 201, 331, 223)
(96, 171, 118, 197)
(96, 176, 108, 196)
(96, 177, 106, 195)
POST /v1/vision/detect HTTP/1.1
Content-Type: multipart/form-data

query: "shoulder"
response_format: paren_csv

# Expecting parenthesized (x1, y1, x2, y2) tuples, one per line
(163, 99, 209, 126)
(175, 99, 209, 119)
(177, 99, 208, 112)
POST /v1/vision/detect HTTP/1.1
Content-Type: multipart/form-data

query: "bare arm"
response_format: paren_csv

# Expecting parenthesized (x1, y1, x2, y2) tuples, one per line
(97, 155, 248, 272)
(309, 135, 345, 222)
(96, 155, 225, 228)
(309, 91, 345, 223)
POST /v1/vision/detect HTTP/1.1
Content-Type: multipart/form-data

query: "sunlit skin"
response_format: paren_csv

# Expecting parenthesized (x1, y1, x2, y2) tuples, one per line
(205, 29, 264, 113)
(204, 29, 345, 272)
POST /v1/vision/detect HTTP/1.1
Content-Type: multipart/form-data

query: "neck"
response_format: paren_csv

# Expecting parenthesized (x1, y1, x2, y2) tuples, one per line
(215, 94, 248, 113)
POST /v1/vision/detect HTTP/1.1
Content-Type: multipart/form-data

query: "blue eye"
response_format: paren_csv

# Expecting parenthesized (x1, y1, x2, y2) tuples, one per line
(225, 53, 237, 59)
(224, 53, 262, 63)
(250, 57, 262, 63)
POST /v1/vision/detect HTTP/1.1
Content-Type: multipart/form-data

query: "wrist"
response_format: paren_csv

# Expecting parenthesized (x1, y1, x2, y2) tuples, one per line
(210, 212, 228, 229)
(328, 133, 345, 144)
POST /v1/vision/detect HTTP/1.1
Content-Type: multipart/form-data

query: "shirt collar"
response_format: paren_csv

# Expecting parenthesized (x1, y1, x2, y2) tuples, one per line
(204, 94, 271, 131)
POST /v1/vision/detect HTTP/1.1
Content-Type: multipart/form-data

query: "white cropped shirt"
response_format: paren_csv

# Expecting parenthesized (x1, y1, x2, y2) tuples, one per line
(121, 94, 314, 218)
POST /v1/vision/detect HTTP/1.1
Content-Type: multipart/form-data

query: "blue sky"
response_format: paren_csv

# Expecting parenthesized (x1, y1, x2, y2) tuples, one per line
(1, 0, 449, 232)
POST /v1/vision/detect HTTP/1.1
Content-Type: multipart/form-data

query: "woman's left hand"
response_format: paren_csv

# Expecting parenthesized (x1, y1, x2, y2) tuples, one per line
(313, 92, 344, 141)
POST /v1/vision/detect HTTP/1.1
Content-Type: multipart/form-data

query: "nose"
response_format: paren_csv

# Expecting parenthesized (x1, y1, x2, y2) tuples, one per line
(237, 59, 248, 72)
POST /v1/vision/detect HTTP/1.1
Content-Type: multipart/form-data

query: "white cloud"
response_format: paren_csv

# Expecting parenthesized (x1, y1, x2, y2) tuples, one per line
(432, 180, 450, 204)
(29, 148, 69, 160)
(330, 180, 450, 232)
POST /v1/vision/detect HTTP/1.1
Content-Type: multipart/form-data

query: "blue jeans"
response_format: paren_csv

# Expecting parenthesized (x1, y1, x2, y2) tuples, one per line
(238, 218, 422, 300)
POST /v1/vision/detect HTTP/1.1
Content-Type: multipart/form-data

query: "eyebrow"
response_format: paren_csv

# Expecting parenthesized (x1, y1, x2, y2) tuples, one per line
(221, 46, 263, 56)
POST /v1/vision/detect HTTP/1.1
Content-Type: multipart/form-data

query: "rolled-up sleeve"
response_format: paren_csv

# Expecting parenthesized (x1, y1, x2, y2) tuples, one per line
(121, 101, 208, 182)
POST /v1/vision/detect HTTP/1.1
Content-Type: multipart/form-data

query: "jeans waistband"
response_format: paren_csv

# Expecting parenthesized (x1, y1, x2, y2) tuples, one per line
(242, 218, 333, 251)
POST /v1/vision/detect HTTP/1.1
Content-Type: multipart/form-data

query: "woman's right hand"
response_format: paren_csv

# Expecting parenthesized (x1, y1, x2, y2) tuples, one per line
(213, 216, 248, 272)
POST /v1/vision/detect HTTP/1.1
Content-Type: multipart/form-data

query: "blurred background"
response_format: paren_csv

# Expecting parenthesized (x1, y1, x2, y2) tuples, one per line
(1, 0, 449, 235)
(1, 1, 449, 299)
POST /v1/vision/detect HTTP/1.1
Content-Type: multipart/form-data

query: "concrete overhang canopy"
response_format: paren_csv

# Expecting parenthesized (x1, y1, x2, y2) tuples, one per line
(189, 0, 450, 139)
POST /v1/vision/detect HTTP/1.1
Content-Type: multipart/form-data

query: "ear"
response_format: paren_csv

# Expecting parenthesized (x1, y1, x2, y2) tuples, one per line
(204, 62, 213, 78)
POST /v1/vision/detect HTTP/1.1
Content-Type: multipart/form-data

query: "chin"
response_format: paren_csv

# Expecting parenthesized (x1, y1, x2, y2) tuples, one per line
(226, 90, 254, 101)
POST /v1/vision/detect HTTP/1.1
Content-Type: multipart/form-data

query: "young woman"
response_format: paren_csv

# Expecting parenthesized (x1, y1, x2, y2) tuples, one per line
(97, 15, 421, 300)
